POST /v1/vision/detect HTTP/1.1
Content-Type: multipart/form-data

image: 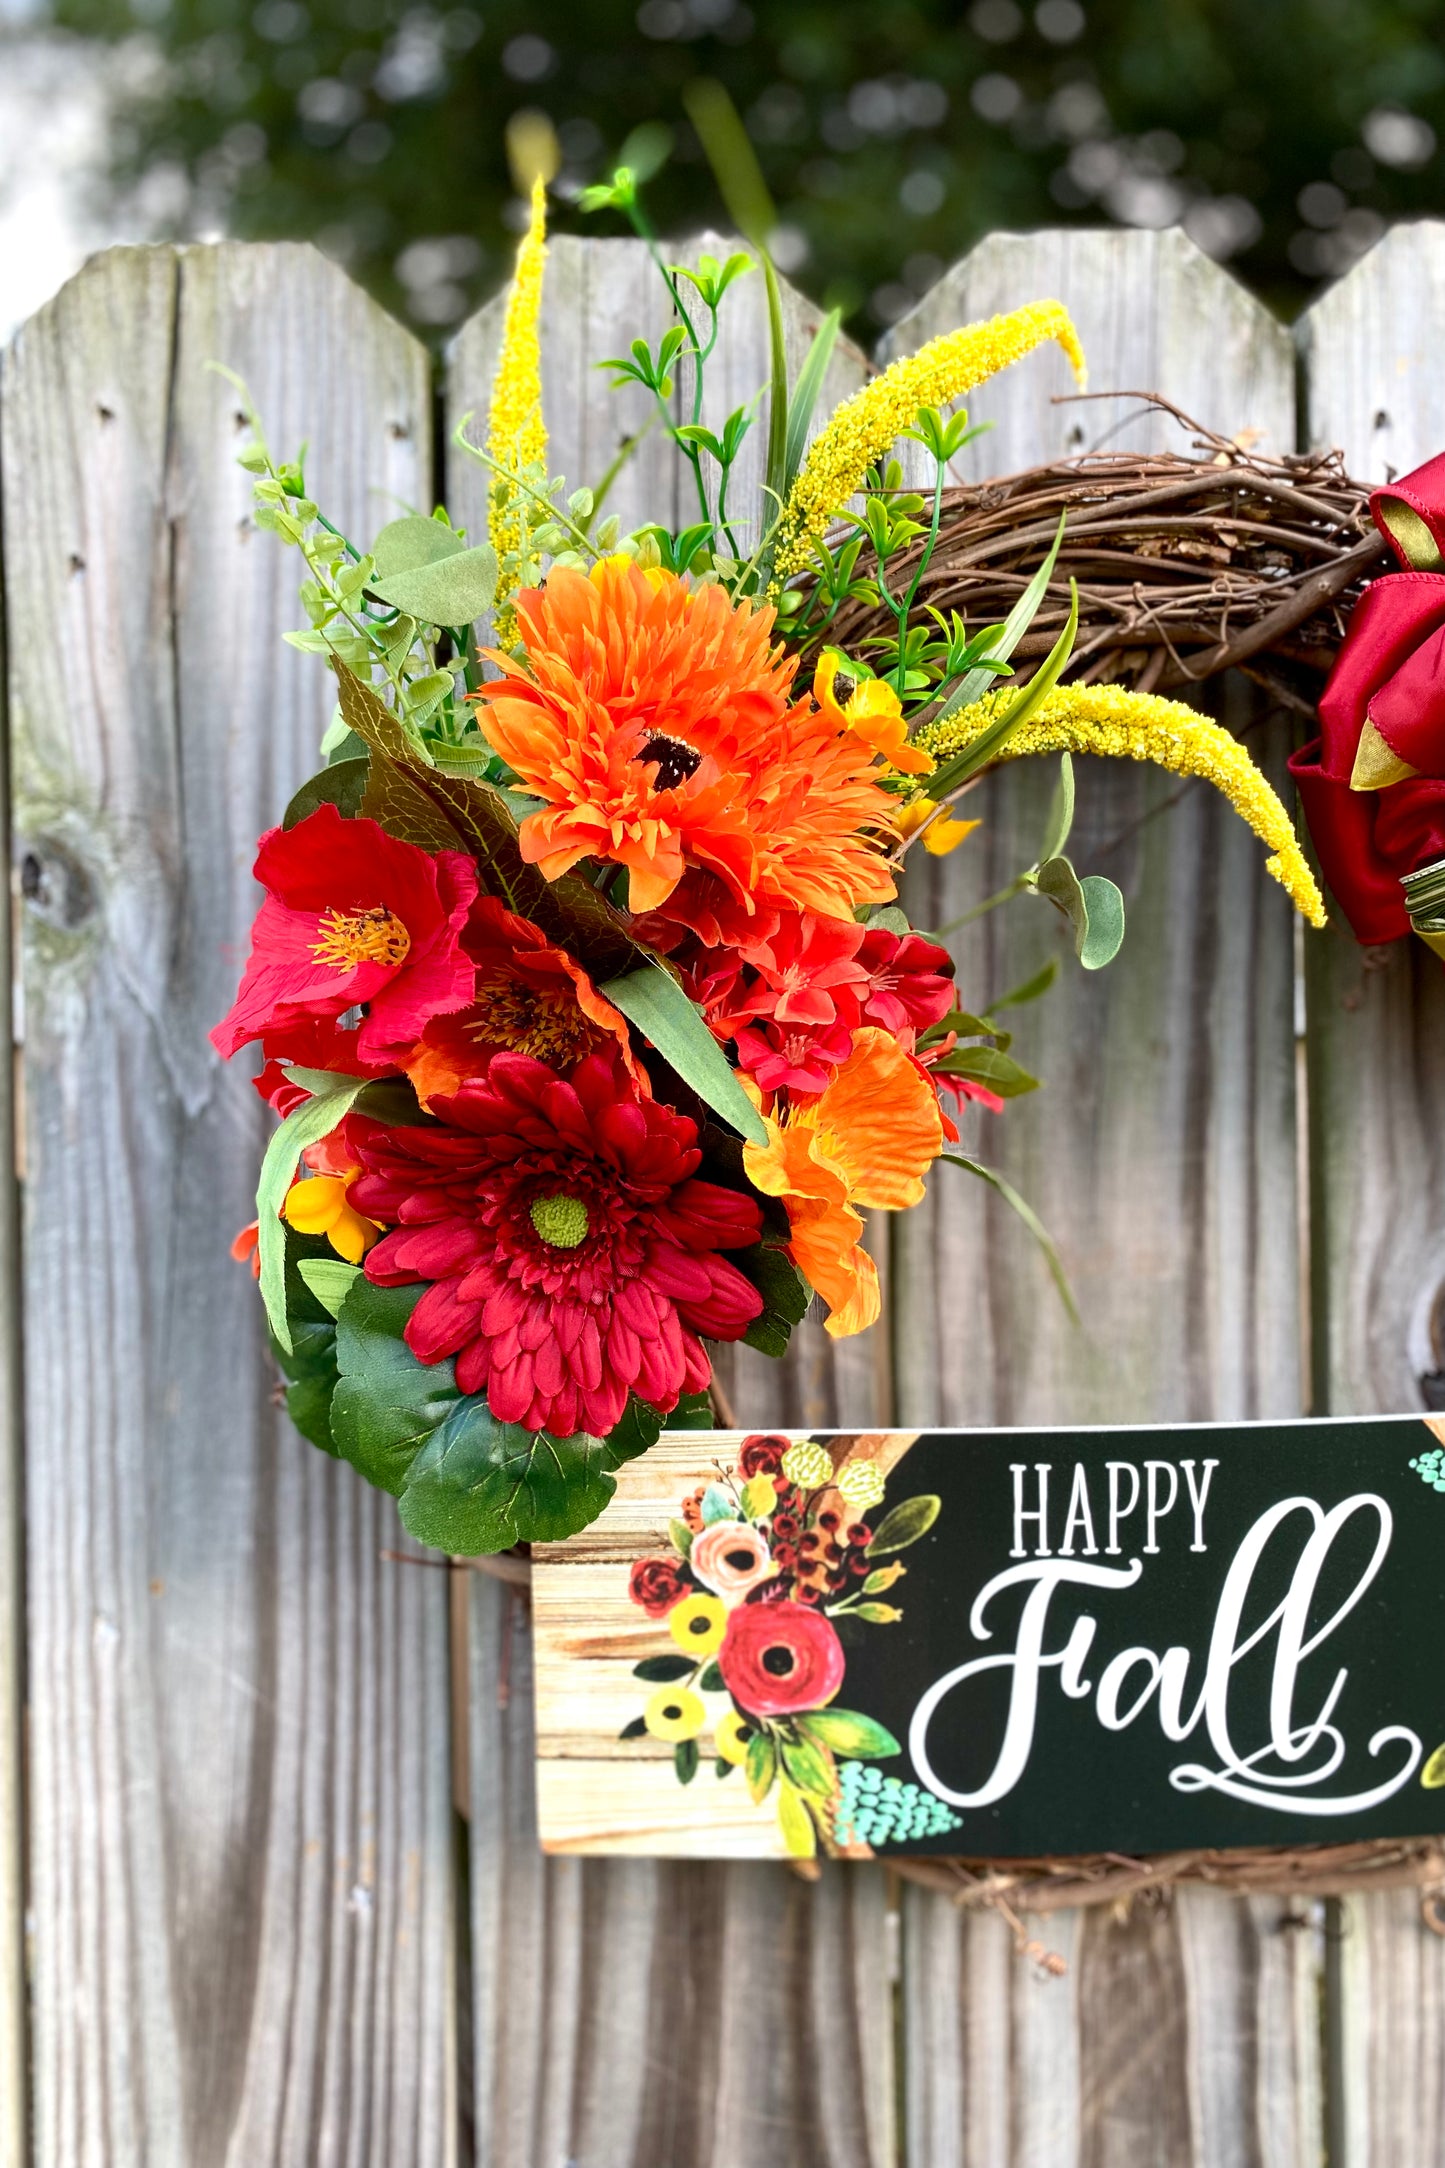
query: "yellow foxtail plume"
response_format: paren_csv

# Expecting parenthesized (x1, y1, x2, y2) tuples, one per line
(914, 682, 1327, 928)
(487, 174, 549, 643)
(772, 300, 1086, 585)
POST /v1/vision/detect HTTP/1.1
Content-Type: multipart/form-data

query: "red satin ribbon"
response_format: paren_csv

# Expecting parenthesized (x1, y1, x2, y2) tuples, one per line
(1290, 454, 1445, 942)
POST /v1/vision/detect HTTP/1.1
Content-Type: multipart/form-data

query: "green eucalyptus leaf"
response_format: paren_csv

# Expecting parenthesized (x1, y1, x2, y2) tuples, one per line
(601, 961, 767, 1145)
(1034, 854, 1090, 952)
(369, 542, 498, 626)
(330, 1279, 460, 1495)
(865, 905, 912, 936)
(1039, 752, 1075, 863)
(1078, 874, 1126, 969)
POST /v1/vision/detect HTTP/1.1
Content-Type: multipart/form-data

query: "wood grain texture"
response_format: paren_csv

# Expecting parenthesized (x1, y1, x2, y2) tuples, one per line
(451, 235, 896, 2164)
(882, 229, 1321, 2166)
(3, 243, 455, 2167)
(0, 295, 28, 2168)
(1297, 218, 1445, 2168)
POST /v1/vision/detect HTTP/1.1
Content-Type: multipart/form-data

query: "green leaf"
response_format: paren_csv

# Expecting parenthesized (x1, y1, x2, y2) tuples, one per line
(369, 513, 466, 579)
(330, 1279, 460, 1494)
(283, 755, 370, 830)
(671, 1390, 718, 1430)
(633, 1654, 694, 1682)
(257, 1071, 372, 1352)
(991, 957, 1059, 1010)
(936, 511, 1066, 718)
(1079, 874, 1126, 969)
(609, 1398, 663, 1460)
(932, 1045, 1039, 1098)
(782, 305, 842, 496)
(674, 1739, 700, 1785)
(297, 1258, 362, 1319)
(714, 1757, 734, 1779)
(273, 1319, 341, 1452)
(369, 543, 498, 626)
(618, 1716, 647, 1740)
(1039, 752, 1075, 863)
(796, 1708, 901, 1759)
(761, 247, 790, 506)
(780, 1734, 835, 1800)
(669, 1518, 694, 1560)
(396, 1399, 631, 1554)
(600, 962, 768, 1145)
(736, 1241, 811, 1359)
(865, 904, 913, 937)
(943, 1153, 1080, 1325)
(745, 1729, 777, 1804)
(848, 1602, 904, 1623)
(866, 1494, 942, 1554)
(926, 575, 1079, 800)
(698, 1661, 724, 1692)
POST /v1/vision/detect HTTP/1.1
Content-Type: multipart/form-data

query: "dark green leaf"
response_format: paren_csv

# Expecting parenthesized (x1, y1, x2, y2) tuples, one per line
(745, 1728, 776, 1804)
(796, 1708, 901, 1758)
(369, 542, 498, 625)
(674, 1738, 700, 1785)
(608, 1397, 663, 1460)
(283, 755, 369, 830)
(673, 1390, 718, 1430)
(991, 957, 1059, 1009)
(735, 1240, 811, 1359)
(866, 1494, 942, 1554)
(330, 1279, 460, 1495)
(932, 1045, 1039, 1098)
(927, 577, 1079, 800)
(698, 1661, 724, 1692)
(601, 962, 768, 1145)
(397, 1398, 632, 1554)
(633, 1654, 694, 1682)
(714, 1757, 734, 1779)
(618, 1716, 647, 1740)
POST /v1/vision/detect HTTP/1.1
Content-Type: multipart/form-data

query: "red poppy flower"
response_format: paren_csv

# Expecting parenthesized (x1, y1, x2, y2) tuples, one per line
(717, 1599, 847, 1717)
(211, 803, 477, 1064)
(856, 927, 956, 1047)
(350, 1051, 765, 1437)
(400, 896, 643, 1106)
(629, 1557, 692, 1616)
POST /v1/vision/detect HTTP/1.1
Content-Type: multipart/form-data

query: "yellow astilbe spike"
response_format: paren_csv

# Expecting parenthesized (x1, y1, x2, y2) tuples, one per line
(914, 682, 1327, 929)
(487, 174, 549, 643)
(771, 299, 1086, 586)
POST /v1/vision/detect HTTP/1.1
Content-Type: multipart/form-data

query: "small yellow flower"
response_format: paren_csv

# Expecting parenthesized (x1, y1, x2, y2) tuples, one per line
(781, 1439, 836, 1490)
(774, 300, 1086, 583)
(644, 1685, 706, 1742)
(915, 682, 1328, 928)
(715, 1709, 755, 1765)
(894, 794, 981, 856)
(836, 1459, 887, 1510)
(668, 1593, 727, 1657)
(814, 653, 934, 776)
(282, 1173, 380, 1264)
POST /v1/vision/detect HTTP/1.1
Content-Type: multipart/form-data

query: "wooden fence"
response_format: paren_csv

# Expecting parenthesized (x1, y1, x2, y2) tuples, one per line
(2, 215, 1444, 2167)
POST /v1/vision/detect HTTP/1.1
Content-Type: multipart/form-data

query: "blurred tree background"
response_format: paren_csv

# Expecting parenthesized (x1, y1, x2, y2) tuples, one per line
(34, 0, 1445, 338)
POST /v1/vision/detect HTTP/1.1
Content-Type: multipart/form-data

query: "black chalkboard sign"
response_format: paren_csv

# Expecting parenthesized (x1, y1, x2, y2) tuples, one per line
(532, 1418, 1445, 1860)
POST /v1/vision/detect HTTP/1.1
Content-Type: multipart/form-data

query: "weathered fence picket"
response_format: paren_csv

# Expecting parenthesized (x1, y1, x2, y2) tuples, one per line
(3, 213, 1444, 2168)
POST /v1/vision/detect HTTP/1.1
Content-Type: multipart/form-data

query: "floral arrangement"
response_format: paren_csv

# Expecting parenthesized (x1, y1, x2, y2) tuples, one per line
(211, 162, 1325, 1558)
(621, 1433, 957, 1857)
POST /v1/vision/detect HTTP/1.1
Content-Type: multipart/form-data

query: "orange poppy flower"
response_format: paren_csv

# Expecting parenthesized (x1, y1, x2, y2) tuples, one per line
(742, 1027, 944, 1337)
(472, 559, 898, 920)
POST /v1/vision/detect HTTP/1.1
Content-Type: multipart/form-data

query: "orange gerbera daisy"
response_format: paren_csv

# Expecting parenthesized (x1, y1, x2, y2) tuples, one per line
(472, 559, 898, 919)
(742, 1027, 944, 1336)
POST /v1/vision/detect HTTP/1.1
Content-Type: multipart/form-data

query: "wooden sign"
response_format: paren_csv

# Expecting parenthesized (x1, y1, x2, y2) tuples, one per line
(533, 1420, 1445, 1859)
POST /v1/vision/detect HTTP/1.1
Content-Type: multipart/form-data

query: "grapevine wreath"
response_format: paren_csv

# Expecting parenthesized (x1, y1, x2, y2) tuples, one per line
(210, 166, 1445, 1926)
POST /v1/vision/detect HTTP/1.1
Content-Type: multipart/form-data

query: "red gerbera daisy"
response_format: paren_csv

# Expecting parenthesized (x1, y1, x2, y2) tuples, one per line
(211, 803, 477, 1064)
(349, 1051, 765, 1438)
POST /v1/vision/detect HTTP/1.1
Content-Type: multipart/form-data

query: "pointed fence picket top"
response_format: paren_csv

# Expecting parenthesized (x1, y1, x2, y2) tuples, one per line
(449, 233, 898, 2168)
(1, 242, 457, 2168)
(1297, 216, 1445, 2168)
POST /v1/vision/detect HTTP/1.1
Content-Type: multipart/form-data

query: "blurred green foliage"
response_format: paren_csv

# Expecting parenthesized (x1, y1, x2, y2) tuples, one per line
(40, 0, 1445, 337)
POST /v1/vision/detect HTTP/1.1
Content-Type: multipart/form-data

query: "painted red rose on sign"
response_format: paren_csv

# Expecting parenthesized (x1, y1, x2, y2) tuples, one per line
(629, 1557, 691, 1617)
(717, 1599, 846, 1718)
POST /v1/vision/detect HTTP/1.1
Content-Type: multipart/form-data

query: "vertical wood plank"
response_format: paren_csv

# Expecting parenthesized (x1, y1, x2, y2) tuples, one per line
(3, 242, 456, 2168)
(0, 307, 28, 2168)
(1297, 217, 1445, 2168)
(884, 229, 1321, 2165)
(451, 235, 896, 2168)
